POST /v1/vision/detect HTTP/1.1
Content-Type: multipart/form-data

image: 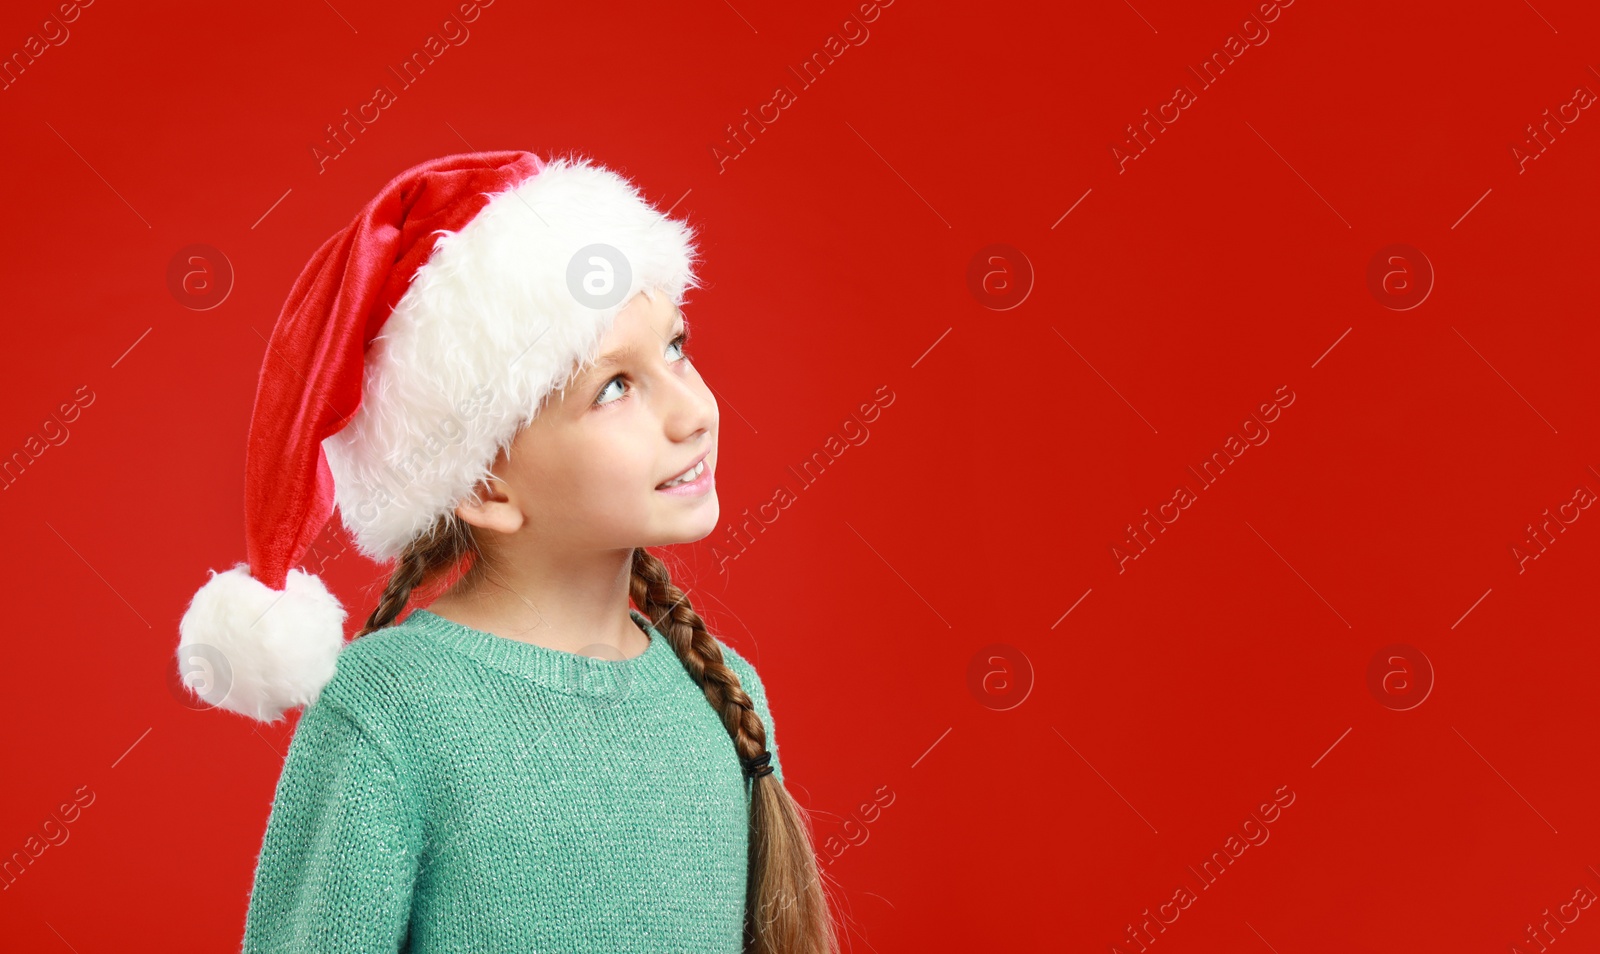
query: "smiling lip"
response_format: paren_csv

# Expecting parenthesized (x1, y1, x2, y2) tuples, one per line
(656, 452, 714, 496)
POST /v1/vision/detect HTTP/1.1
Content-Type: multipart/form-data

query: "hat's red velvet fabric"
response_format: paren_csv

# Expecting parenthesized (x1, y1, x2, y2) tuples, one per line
(244, 151, 546, 591)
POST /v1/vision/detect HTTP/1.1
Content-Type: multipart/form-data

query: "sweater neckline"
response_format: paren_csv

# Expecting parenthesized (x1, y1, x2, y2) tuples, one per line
(403, 606, 683, 698)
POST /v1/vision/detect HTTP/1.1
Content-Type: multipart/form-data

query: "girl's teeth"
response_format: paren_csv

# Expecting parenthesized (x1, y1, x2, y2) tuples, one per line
(664, 460, 703, 487)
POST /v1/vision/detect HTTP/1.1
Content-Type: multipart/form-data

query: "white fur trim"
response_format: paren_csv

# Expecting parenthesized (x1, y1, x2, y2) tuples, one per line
(323, 155, 700, 562)
(177, 563, 348, 722)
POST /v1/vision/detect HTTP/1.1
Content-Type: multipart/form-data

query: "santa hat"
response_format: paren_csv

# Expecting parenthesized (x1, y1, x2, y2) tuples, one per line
(176, 150, 699, 722)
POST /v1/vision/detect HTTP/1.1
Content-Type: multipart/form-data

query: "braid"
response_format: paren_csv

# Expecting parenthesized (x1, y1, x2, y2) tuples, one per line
(629, 547, 768, 762)
(629, 547, 839, 954)
(355, 515, 481, 639)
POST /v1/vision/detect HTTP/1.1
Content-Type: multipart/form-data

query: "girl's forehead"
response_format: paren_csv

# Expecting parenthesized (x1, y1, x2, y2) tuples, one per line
(588, 301, 686, 364)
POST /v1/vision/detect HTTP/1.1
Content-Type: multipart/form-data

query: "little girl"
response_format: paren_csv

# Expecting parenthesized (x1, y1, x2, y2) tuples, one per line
(177, 151, 838, 953)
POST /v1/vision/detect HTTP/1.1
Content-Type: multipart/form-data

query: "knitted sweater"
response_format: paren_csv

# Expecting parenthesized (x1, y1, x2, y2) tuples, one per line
(240, 607, 783, 953)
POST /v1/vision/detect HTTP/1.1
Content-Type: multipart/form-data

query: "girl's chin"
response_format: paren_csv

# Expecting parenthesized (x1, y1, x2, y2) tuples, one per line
(655, 500, 719, 545)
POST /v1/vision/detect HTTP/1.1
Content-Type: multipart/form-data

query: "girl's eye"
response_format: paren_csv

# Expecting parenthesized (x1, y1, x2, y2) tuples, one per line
(666, 332, 690, 362)
(594, 332, 692, 407)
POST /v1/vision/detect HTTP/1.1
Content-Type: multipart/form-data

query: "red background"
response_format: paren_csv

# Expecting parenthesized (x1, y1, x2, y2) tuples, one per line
(3, 0, 1599, 950)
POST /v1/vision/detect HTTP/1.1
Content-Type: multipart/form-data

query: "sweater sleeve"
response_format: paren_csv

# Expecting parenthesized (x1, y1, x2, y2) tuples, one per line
(241, 697, 420, 953)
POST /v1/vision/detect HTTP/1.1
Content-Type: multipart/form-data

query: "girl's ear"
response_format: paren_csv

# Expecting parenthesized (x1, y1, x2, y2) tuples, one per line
(453, 475, 525, 534)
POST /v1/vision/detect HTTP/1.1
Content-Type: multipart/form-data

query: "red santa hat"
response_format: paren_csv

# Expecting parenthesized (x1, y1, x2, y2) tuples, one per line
(176, 150, 699, 722)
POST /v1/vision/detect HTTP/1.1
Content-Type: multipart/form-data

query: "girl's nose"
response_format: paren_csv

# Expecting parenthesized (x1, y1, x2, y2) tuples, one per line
(662, 373, 717, 442)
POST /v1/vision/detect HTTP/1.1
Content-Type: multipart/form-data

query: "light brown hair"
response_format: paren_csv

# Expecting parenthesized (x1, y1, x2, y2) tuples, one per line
(355, 514, 840, 954)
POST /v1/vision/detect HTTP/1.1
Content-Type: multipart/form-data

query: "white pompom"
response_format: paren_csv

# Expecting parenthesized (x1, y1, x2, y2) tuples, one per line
(177, 563, 348, 722)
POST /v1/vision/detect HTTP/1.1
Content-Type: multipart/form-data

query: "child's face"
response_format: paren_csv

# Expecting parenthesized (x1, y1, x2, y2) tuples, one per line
(477, 290, 720, 551)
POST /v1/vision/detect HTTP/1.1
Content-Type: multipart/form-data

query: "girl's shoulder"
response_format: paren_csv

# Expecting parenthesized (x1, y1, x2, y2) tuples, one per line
(709, 636, 772, 705)
(311, 614, 465, 730)
(707, 634, 785, 782)
(334, 613, 455, 676)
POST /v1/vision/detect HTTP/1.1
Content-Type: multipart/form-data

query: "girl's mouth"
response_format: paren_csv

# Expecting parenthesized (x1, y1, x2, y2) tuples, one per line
(656, 455, 713, 496)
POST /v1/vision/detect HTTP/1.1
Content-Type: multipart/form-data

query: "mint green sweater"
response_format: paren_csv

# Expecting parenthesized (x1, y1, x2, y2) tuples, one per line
(241, 607, 783, 953)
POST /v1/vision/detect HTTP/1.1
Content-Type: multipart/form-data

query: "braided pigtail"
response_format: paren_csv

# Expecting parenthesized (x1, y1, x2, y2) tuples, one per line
(355, 514, 484, 638)
(629, 547, 839, 954)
